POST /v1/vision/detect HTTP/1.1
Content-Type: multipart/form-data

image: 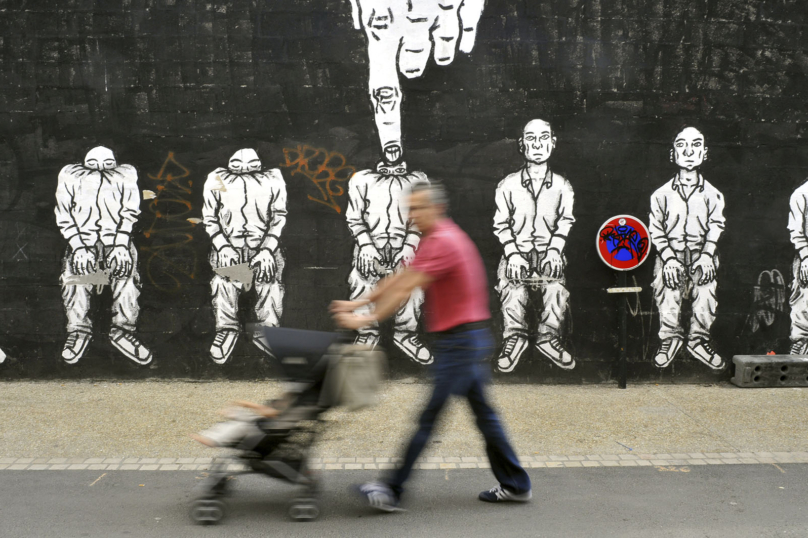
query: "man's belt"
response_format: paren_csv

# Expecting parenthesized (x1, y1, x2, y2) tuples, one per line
(439, 320, 490, 335)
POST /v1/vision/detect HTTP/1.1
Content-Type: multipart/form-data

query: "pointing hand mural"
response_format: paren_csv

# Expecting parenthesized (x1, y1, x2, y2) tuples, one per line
(349, 0, 485, 167)
(202, 149, 288, 364)
(54, 146, 152, 365)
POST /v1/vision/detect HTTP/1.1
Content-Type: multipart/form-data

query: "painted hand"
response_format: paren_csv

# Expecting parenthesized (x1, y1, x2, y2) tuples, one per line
(541, 249, 564, 280)
(800, 258, 808, 287)
(249, 249, 277, 283)
(506, 253, 530, 281)
(349, 0, 485, 162)
(662, 257, 685, 289)
(71, 247, 97, 276)
(333, 311, 375, 330)
(105, 246, 133, 279)
(357, 244, 383, 278)
(217, 245, 240, 268)
(691, 254, 716, 285)
(393, 244, 417, 269)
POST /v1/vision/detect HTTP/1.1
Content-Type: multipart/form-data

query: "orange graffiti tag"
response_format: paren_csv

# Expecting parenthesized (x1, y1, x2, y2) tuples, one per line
(140, 152, 198, 292)
(282, 145, 355, 214)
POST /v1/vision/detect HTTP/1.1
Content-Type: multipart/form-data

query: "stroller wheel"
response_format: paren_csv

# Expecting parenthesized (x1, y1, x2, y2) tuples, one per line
(288, 498, 320, 521)
(190, 498, 226, 525)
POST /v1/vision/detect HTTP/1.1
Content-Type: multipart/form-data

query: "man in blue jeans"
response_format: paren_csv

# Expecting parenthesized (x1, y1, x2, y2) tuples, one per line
(332, 182, 531, 511)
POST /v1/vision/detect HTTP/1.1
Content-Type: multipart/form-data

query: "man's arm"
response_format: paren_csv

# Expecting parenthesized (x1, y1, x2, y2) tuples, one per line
(202, 170, 229, 250)
(493, 182, 519, 256)
(648, 191, 675, 262)
(333, 269, 433, 330)
(54, 166, 86, 251)
(789, 189, 808, 259)
(548, 181, 575, 254)
(702, 189, 726, 257)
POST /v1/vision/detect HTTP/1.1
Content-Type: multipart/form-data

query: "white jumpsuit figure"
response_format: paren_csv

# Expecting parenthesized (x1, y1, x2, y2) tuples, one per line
(202, 149, 287, 364)
(493, 120, 575, 373)
(787, 181, 808, 354)
(345, 168, 432, 364)
(649, 127, 726, 370)
(54, 146, 152, 365)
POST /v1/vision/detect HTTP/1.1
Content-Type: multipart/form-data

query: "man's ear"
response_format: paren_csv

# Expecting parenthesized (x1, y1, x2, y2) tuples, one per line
(669, 149, 675, 163)
(551, 136, 557, 147)
(517, 137, 524, 155)
(703, 147, 709, 162)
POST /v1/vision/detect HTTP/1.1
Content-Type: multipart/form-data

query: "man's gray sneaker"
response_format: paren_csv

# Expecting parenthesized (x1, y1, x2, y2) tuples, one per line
(355, 482, 404, 512)
(110, 329, 152, 365)
(393, 332, 432, 365)
(62, 331, 93, 364)
(478, 485, 532, 503)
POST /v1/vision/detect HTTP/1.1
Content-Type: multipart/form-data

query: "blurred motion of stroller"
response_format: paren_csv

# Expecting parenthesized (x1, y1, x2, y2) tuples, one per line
(189, 327, 386, 524)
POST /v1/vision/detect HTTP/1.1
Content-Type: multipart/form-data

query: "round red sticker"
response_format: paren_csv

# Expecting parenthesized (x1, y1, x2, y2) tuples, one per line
(596, 215, 651, 271)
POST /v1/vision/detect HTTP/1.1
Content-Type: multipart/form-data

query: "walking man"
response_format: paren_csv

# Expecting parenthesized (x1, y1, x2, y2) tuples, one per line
(202, 149, 287, 364)
(55, 146, 152, 365)
(649, 127, 726, 369)
(493, 118, 576, 372)
(332, 182, 532, 511)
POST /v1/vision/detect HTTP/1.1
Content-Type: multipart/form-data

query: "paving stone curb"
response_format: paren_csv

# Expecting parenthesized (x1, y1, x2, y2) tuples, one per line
(1, 452, 807, 471)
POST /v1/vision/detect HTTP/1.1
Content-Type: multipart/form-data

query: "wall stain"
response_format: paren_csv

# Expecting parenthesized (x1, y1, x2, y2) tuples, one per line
(281, 145, 355, 214)
(140, 152, 198, 292)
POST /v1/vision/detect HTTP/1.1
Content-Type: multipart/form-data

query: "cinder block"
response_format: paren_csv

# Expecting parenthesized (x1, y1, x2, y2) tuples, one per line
(731, 355, 808, 388)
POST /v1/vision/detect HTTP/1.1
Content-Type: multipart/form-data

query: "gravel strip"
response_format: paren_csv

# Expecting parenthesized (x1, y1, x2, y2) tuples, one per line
(2, 381, 808, 459)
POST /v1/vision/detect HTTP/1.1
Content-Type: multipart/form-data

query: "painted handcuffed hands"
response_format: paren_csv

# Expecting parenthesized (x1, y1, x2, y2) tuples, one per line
(357, 243, 383, 278)
(800, 258, 808, 287)
(393, 244, 417, 269)
(249, 249, 277, 283)
(691, 253, 716, 285)
(217, 245, 240, 268)
(663, 257, 685, 289)
(350, 0, 485, 162)
(71, 247, 97, 276)
(506, 252, 530, 281)
(541, 249, 564, 279)
(105, 246, 133, 279)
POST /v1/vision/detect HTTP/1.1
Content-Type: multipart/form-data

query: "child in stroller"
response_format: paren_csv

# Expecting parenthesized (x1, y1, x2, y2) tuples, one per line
(189, 327, 385, 524)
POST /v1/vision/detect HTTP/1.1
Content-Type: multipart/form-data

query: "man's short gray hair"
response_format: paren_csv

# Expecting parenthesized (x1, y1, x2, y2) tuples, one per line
(411, 181, 448, 209)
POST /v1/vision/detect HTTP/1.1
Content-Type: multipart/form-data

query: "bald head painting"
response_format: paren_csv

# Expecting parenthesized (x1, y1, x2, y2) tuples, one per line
(648, 127, 726, 371)
(493, 119, 576, 374)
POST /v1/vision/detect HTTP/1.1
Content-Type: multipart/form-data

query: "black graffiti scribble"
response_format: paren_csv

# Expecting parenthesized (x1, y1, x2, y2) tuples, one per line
(746, 269, 787, 333)
(600, 224, 648, 263)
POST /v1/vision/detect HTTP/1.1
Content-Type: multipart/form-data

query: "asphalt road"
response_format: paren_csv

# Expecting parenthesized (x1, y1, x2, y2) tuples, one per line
(1, 465, 807, 537)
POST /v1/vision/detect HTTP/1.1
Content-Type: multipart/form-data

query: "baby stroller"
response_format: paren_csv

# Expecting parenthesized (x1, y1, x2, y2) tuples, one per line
(189, 327, 385, 524)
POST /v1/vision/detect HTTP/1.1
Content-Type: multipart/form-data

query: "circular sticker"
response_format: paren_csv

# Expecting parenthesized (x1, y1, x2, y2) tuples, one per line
(596, 215, 651, 271)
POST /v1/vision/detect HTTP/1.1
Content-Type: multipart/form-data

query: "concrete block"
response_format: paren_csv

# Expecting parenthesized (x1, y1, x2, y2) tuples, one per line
(731, 355, 808, 387)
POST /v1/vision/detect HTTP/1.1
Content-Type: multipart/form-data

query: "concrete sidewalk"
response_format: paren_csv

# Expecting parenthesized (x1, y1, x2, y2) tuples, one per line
(2, 381, 808, 461)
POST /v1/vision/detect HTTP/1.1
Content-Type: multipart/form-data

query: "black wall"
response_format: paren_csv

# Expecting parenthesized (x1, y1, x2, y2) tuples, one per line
(1, 0, 805, 381)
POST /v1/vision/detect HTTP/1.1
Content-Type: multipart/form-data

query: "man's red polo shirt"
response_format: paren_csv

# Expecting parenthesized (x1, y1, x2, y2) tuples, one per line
(409, 218, 491, 332)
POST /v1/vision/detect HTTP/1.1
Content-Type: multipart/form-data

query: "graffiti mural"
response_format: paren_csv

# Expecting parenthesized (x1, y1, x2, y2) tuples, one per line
(649, 127, 726, 370)
(349, 0, 485, 166)
(54, 146, 152, 365)
(141, 152, 198, 292)
(281, 145, 356, 214)
(788, 181, 808, 354)
(344, 169, 432, 364)
(202, 149, 288, 364)
(493, 119, 576, 372)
